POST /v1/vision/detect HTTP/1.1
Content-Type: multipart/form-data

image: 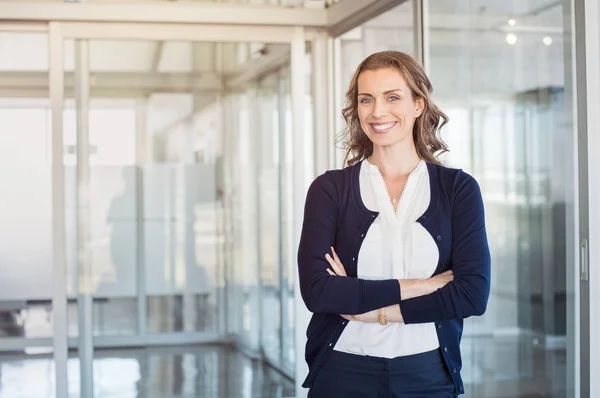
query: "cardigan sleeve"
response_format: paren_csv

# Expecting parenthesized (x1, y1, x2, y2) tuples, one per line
(399, 171, 491, 324)
(297, 172, 401, 315)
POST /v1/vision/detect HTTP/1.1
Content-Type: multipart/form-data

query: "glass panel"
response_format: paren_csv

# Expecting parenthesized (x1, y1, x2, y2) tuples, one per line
(222, 52, 291, 367)
(427, 1, 569, 397)
(144, 162, 220, 334)
(226, 89, 261, 348)
(258, 76, 282, 362)
(338, 1, 415, 87)
(64, 102, 140, 337)
(65, 38, 230, 397)
(0, 33, 52, 344)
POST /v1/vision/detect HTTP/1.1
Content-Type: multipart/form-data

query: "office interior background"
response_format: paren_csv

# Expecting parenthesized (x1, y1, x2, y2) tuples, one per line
(0, 0, 598, 397)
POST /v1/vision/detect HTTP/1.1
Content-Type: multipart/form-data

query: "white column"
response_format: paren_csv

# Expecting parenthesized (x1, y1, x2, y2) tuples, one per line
(50, 21, 69, 398)
(311, 31, 330, 176)
(292, 26, 311, 398)
(75, 39, 94, 398)
(135, 99, 148, 339)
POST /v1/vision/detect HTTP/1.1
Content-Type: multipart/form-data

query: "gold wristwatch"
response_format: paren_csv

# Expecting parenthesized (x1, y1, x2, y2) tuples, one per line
(378, 308, 387, 325)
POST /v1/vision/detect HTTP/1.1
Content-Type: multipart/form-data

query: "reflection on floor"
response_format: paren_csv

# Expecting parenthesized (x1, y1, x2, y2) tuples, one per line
(461, 335, 567, 398)
(0, 344, 294, 398)
(0, 336, 568, 398)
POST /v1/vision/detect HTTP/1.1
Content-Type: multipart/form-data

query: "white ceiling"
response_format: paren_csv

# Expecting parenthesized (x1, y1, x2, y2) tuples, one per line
(0, 0, 565, 90)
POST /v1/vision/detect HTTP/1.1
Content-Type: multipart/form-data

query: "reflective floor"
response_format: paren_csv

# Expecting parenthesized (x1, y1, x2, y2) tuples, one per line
(0, 306, 567, 398)
(0, 345, 294, 398)
(462, 335, 566, 398)
(0, 337, 566, 398)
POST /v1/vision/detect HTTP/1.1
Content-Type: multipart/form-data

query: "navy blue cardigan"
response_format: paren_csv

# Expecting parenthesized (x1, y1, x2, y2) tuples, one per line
(297, 160, 491, 395)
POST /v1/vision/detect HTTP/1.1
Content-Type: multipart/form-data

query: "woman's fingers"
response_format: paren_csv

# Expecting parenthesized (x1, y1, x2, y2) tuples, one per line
(327, 268, 336, 276)
(325, 253, 344, 276)
(330, 247, 347, 276)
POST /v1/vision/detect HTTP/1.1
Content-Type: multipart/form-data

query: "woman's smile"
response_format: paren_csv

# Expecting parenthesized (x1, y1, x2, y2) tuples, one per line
(369, 121, 397, 134)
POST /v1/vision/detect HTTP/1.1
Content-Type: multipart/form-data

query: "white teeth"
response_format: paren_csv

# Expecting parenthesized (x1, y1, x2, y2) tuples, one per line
(372, 122, 395, 131)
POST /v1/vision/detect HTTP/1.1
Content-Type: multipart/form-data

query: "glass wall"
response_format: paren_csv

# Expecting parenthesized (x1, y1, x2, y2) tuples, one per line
(335, 1, 573, 397)
(222, 60, 296, 376)
(0, 30, 299, 396)
(225, 86, 261, 349)
(63, 40, 226, 348)
(0, 32, 53, 343)
(426, 1, 569, 397)
(257, 74, 284, 364)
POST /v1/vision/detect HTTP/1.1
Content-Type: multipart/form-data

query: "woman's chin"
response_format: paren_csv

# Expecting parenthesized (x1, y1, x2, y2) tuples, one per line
(371, 135, 399, 147)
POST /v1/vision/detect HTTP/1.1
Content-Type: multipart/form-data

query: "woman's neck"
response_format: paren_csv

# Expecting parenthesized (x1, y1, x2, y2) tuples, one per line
(368, 145, 421, 178)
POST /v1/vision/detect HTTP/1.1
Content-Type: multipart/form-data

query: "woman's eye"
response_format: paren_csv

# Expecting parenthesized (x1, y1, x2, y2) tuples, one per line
(389, 96, 400, 101)
(359, 98, 372, 104)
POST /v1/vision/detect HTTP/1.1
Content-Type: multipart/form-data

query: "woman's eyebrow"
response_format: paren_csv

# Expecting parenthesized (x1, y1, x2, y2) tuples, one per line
(358, 89, 403, 96)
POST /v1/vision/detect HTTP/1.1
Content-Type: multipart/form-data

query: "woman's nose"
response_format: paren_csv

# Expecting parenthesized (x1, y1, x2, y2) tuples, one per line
(373, 101, 388, 118)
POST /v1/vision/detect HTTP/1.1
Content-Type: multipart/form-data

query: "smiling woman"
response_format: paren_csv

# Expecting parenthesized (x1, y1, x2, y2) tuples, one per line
(298, 51, 491, 398)
(341, 51, 449, 167)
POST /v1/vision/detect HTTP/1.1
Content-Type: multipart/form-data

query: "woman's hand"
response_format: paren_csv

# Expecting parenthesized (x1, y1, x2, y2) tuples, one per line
(340, 310, 379, 323)
(428, 270, 454, 290)
(325, 247, 380, 322)
(399, 270, 454, 300)
(325, 246, 347, 277)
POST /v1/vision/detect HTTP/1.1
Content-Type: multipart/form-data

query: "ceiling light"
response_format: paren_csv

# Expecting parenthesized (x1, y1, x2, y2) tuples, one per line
(508, 18, 517, 26)
(543, 36, 553, 46)
(506, 34, 517, 45)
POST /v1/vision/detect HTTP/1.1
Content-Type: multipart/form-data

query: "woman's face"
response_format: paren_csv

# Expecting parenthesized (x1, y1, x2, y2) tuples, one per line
(357, 67, 424, 149)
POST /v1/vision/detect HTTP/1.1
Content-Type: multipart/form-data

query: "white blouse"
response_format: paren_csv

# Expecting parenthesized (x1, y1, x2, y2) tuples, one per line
(333, 159, 440, 358)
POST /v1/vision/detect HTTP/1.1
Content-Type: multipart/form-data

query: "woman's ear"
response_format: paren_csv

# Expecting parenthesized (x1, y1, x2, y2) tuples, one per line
(415, 98, 425, 117)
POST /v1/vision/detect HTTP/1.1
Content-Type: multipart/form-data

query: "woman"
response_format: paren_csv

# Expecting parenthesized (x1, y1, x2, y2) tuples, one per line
(297, 51, 491, 397)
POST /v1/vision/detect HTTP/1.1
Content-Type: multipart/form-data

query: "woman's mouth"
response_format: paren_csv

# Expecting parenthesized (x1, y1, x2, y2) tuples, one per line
(370, 122, 397, 134)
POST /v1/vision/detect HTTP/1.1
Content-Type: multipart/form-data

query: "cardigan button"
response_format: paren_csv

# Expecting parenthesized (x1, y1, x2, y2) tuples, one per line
(452, 368, 457, 374)
(436, 235, 442, 241)
(443, 347, 448, 352)
(361, 234, 365, 238)
(352, 257, 356, 261)
(437, 323, 442, 329)
(422, 215, 427, 221)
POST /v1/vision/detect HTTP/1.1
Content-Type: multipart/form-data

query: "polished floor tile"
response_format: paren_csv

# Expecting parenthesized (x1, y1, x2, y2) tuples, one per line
(0, 344, 294, 398)
(461, 335, 566, 398)
(0, 334, 568, 398)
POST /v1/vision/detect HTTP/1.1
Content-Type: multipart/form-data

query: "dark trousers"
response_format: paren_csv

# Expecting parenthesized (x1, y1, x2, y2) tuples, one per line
(308, 348, 457, 398)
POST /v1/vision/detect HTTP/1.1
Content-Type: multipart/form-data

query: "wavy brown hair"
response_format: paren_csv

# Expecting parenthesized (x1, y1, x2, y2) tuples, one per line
(339, 51, 449, 166)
